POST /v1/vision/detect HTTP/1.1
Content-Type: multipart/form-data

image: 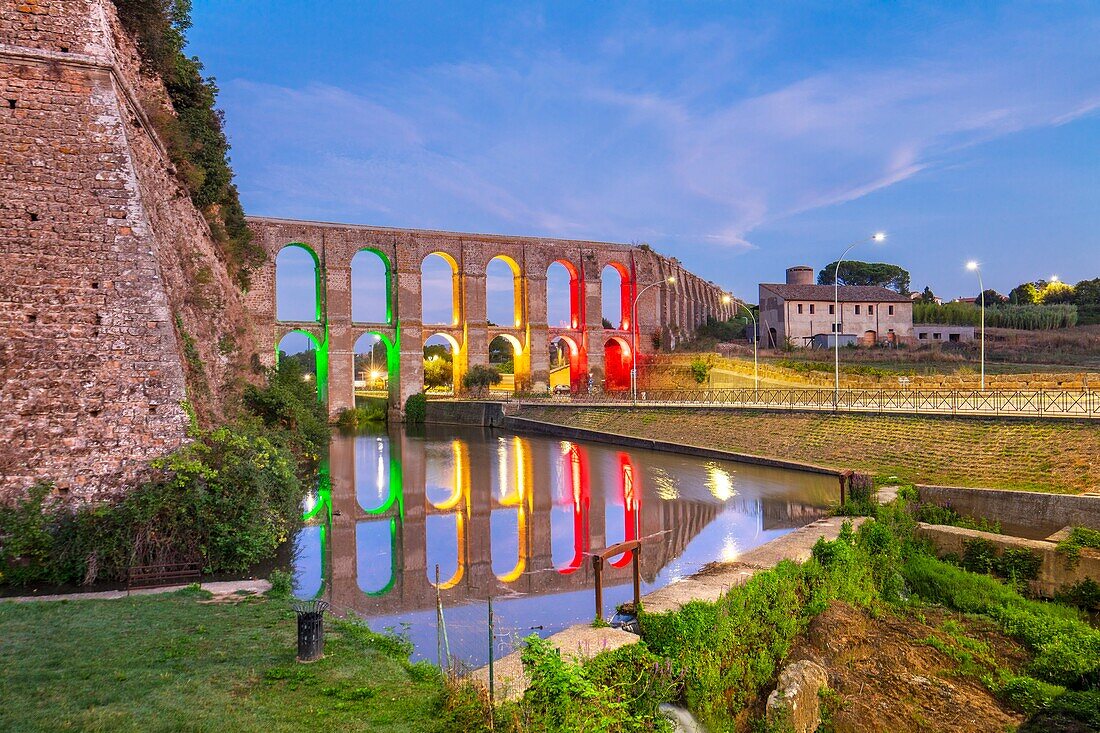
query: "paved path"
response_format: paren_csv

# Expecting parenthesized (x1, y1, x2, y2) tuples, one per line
(469, 516, 865, 701)
(0, 579, 272, 604)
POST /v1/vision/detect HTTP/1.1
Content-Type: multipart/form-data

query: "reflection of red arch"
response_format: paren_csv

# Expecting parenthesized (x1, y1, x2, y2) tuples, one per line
(603, 336, 631, 391)
(557, 442, 590, 575)
(608, 452, 640, 568)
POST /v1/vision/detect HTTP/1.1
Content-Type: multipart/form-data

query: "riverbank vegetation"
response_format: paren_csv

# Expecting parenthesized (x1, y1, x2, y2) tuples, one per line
(443, 488, 1100, 732)
(0, 359, 327, 587)
(516, 406, 1100, 494)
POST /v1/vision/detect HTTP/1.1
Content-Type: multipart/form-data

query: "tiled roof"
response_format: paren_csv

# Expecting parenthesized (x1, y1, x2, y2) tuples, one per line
(759, 283, 912, 303)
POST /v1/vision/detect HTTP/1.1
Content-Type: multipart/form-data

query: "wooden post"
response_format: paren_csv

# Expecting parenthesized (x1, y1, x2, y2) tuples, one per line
(632, 547, 641, 611)
(592, 554, 603, 621)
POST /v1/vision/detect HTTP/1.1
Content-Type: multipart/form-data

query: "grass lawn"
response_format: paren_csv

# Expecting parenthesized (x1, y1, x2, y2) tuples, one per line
(518, 407, 1100, 493)
(0, 588, 443, 732)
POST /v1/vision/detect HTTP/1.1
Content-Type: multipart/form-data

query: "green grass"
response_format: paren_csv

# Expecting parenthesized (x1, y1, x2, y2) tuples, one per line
(0, 588, 443, 732)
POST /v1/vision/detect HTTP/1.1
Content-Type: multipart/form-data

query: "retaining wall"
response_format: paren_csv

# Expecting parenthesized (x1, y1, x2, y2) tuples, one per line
(917, 485, 1100, 538)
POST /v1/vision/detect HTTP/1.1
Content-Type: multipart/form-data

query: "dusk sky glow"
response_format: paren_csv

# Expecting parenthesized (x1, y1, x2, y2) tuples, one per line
(192, 1, 1100, 300)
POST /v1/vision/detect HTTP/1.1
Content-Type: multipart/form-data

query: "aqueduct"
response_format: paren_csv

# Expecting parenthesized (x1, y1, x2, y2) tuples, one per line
(245, 217, 732, 415)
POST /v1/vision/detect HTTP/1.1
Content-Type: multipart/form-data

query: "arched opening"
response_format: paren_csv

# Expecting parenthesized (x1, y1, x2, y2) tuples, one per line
(351, 249, 390, 324)
(768, 327, 778, 349)
(601, 262, 631, 330)
(276, 244, 321, 322)
(549, 335, 585, 393)
(488, 334, 522, 393)
(862, 330, 877, 347)
(424, 333, 459, 394)
(353, 333, 392, 403)
(292, 524, 326, 599)
(422, 252, 459, 326)
(426, 440, 469, 590)
(356, 519, 397, 596)
(277, 330, 326, 400)
(486, 255, 522, 328)
(354, 433, 394, 513)
(547, 260, 580, 329)
(603, 336, 631, 392)
(552, 441, 590, 574)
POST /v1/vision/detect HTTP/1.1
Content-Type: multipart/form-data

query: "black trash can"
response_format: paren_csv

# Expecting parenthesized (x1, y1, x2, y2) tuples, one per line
(293, 600, 331, 662)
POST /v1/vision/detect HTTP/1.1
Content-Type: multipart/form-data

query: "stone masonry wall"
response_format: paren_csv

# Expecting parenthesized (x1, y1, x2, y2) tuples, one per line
(0, 1, 260, 502)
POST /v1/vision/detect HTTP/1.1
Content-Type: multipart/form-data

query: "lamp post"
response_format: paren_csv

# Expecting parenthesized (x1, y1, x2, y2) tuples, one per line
(967, 261, 985, 391)
(833, 232, 886, 407)
(724, 294, 759, 399)
(631, 276, 676, 403)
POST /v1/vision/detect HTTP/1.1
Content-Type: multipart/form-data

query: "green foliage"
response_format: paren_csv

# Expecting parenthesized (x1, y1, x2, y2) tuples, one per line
(1054, 579, 1100, 611)
(1055, 526, 1100, 568)
(689, 356, 713, 384)
(913, 302, 1079, 329)
(404, 393, 427, 424)
(961, 538, 1000, 574)
(462, 364, 502, 394)
(336, 401, 388, 430)
(423, 357, 453, 389)
(242, 358, 330, 463)
(1010, 282, 1041, 305)
(266, 569, 293, 598)
(111, 0, 264, 288)
(997, 675, 1065, 715)
(916, 503, 1001, 533)
(696, 315, 750, 342)
(818, 260, 911, 293)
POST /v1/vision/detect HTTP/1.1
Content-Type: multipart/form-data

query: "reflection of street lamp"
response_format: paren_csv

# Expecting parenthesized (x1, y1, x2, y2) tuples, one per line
(632, 276, 677, 403)
(967, 260, 985, 391)
(833, 232, 886, 406)
(724, 294, 759, 397)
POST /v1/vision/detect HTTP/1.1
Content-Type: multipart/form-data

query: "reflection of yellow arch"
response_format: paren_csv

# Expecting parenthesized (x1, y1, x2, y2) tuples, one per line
(435, 514, 466, 590)
(496, 437, 533, 583)
(430, 440, 470, 511)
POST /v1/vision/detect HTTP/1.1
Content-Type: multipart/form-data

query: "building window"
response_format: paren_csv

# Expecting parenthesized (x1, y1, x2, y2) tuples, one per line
(868, 305, 874, 315)
(918, 332, 927, 340)
(797, 303, 803, 314)
(855, 305, 861, 315)
(829, 304, 835, 315)
(888, 305, 894, 316)
(831, 323, 839, 332)
(809, 304, 815, 314)
(933, 332, 942, 340)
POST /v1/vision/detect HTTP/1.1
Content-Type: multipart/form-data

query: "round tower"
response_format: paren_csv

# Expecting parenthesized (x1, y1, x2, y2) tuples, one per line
(786, 266, 814, 285)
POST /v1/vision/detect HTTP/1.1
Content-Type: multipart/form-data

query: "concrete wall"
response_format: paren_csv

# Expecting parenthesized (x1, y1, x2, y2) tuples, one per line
(246, 218, 733, 417)
(918, 485, 1100, 538)
(914, 324, 976, 343)
(917, 523, 1100, 600)
(0, 1, 259, 502)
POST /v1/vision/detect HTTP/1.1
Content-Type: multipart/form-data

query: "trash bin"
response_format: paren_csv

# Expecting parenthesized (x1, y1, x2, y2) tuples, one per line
(293, 600, 330, 662)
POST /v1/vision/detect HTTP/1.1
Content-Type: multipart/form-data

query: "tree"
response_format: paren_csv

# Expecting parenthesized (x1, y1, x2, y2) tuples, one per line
(690, 357, 713, 385)
(423, 358, 451, 390)
(1008, 282, 1040, 305)
(462, 364, 502, 395)
(1073, 278, 1100, 306)
(978, 289, 1007, 307)
(1040, 281, 1075, 305)
(817, 261, 911, 294)
(919, 286, 938, 303)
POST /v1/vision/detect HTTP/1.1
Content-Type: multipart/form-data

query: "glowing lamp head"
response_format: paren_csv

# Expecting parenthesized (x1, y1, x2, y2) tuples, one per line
(667, 276, 677, 285)
(966, 261, 979, 272)
(369, 370, 380, 381)
(872, 232, 886, 243)
(1050, 275, 1059, 283)
(721, 294, 732, 304)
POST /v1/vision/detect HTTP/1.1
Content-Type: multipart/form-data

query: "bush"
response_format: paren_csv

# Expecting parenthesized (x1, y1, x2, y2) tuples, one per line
(336, 400, 388, 430)
(267, 569, 293, 598)
(243, 358, 329, 463)
(404, 393, 427, 424)
(916, 503, 1001, 533)
(689, 357, 712, 384)
(462, 365, 502, 395)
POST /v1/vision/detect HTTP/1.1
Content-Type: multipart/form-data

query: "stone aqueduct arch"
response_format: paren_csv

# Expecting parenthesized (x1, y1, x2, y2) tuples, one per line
(245, 217, 732, 416)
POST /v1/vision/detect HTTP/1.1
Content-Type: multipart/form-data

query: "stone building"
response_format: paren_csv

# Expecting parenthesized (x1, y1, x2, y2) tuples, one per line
(758, 266, 914, 348)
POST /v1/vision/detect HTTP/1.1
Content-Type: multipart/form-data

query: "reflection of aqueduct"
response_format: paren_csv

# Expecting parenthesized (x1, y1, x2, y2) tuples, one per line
(244, 217, 733, 415)
(310, 430, 828, 617)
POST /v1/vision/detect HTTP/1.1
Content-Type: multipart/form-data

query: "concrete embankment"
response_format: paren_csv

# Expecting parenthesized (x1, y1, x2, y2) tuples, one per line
(916, 485, 1100, 538)
(468, 516, 863, 701)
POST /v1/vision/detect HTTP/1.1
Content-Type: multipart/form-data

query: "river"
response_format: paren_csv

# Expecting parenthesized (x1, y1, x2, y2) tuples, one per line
(291, 424, 838, 667)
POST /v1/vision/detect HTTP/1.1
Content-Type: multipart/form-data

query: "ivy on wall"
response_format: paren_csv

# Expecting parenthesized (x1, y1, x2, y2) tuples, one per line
(112, 0, 265, 288)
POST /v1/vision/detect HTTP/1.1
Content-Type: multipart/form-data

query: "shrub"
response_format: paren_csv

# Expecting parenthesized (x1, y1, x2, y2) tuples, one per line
(1055, 579, 1100, 610)
(916, 503, 1001, 533)
(267, 569, 293, 598)
(243, 358, 329, 463)
(336, 400, 387, 430)
(689, 357, 712, 384)
(404, 393, 427, 424)
(997, 675, 1065, 715)
(462, 365, 502, 395)
(1056, 526, 1100, 568)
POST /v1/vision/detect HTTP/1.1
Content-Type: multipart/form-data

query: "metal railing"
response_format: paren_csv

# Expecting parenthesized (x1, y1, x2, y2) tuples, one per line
(556, 387, 1099, 418)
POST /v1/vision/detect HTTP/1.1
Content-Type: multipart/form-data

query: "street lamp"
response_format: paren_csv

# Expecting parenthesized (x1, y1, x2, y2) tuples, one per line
(724, 294, 759, 398)
(967, 260, 986, 391)
(833, 232, 886, 406)
(631, 276, 676, 403)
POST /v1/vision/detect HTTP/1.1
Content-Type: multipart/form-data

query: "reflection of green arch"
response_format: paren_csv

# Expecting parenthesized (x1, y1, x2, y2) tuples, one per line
(277, 328, 330, 404)
(278, 243, 323, 323)
(302, 461, 332, 523)
(363, 517, 399, 597)
(356, 435, 404, 517)
(352, 248, 394, 325)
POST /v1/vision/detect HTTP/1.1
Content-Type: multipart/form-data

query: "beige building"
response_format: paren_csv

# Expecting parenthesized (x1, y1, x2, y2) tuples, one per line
(759, 266, 913, 348)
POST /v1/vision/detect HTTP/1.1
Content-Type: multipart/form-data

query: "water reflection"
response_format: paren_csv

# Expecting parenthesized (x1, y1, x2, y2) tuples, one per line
(292, 424, 836, 666)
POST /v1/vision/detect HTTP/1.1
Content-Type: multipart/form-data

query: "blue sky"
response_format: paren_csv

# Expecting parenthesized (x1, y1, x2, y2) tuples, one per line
(191, 1, 1100, 300)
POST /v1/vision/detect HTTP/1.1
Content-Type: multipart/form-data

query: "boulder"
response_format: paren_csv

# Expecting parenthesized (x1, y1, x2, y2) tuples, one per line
(766, 660, 829, 733)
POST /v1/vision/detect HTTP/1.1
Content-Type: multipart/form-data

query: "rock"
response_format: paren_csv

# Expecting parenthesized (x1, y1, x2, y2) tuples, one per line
(657, 703, 709, 733)
(766, 660, 829, 733)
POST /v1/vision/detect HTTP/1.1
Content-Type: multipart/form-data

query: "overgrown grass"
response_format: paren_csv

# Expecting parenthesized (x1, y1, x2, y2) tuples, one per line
(0, 589, 443, 732)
